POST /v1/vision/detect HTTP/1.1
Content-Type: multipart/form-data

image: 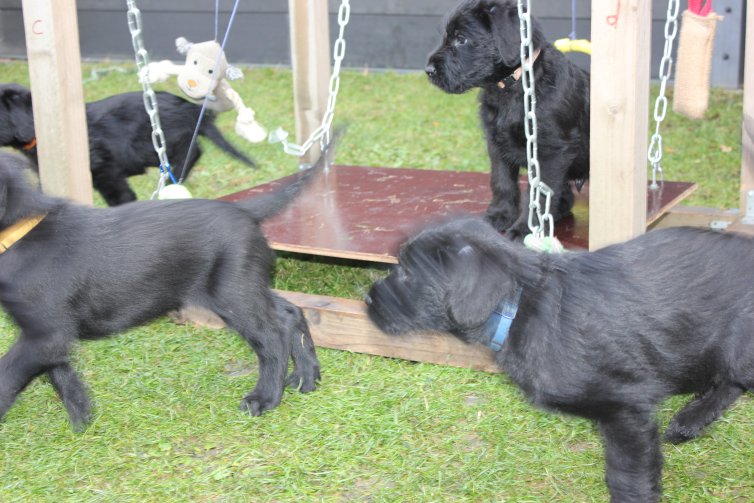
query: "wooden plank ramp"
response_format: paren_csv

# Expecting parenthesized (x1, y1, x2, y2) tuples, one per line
(276, 290, 501, 373)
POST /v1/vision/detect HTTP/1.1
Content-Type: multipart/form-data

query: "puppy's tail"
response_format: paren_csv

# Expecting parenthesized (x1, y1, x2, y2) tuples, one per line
(236, 128, 342, 221)
(200, 118, 257, 168)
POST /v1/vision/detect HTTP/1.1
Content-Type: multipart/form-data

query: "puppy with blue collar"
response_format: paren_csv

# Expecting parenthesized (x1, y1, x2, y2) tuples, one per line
(365, 216, 754, 502)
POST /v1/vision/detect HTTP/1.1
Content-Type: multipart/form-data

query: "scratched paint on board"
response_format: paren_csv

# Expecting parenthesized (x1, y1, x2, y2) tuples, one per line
(221, 165, 695, 262)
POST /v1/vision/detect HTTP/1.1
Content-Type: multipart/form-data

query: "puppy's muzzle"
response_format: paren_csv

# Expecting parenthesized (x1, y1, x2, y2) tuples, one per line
(425, 63, 437, 78)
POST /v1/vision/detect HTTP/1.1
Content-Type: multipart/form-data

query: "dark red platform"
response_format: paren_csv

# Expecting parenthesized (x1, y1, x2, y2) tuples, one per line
(221, 165, 696, 263)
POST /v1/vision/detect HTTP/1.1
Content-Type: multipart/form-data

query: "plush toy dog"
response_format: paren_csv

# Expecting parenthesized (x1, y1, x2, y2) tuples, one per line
(143, 37, 267, 143)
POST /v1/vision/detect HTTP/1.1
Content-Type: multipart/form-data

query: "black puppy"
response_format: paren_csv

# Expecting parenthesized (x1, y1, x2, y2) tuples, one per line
(0, 83, 256, 206)
(366, 217, 754, 502)
(426, 0, 590, 238)
(0, 152, 321, 430)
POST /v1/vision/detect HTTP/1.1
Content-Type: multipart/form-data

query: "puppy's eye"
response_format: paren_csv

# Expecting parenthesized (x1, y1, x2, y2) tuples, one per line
(453, 34, 468, 46)
(208, 69, 214, 74)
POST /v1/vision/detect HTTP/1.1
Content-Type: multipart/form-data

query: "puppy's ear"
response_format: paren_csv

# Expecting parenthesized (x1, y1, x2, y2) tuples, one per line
(175, 37, 193, 54)
(6, 89, 35, 142)
(0, 152, 44, 225)
(484, 1, 522, 67)
(444, 244, 513, 329)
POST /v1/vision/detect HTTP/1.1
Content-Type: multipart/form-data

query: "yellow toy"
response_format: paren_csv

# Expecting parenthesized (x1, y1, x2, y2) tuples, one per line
(553, 38, 592, 55)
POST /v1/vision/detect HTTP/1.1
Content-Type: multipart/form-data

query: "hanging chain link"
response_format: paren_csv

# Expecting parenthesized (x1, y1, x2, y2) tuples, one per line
(517, 0, 554, 238)
(126, 0, 174, 198)
(647, 0, 680, 189)
(269, 0, 350, 157)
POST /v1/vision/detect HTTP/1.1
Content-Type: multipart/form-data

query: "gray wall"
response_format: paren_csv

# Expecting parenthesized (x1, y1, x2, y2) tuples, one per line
(0, 0, 745, 87)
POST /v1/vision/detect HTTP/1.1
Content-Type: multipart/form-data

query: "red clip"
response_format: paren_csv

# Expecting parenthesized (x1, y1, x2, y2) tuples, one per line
(688, 0, 712, 17)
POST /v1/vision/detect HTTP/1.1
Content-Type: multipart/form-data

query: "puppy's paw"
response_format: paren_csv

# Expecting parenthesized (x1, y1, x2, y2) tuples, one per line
(67, 403, 93, 433)
(664, 420, 702, 444)
(484, 210, 515, 232)
(239, 391, 282, 416)
(286, 366, 321, 393)
(503, 226, 527, 242)
(70, 413, 92, 433)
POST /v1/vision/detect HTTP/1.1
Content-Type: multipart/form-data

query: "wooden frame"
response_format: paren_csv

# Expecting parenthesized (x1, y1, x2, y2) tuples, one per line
(21, 0, 92, 204)
(288, 0, 331, 166)
(740, 2, 754, 217)
(588, 0, 650, 250)
(272, 0, 754, 368)
(20, 1, 754, 370)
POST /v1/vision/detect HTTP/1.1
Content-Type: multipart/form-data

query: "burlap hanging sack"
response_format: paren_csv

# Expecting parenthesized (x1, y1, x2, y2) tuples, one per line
(672, 10, 722, 119)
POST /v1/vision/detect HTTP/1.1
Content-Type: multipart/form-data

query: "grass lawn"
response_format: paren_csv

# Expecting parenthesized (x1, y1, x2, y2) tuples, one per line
(1, 59, 752, 501)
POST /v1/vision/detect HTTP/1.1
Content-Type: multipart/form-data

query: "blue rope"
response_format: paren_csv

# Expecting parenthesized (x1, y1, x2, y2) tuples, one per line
(214, 0, 219, 42)
(160, 163, 178, 184)
(570, 0, 577, 40)
(178, 0, 241, 183)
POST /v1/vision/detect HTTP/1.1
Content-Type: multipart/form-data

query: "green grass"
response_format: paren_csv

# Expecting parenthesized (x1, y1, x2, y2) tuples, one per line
(1, 59, 752, 501)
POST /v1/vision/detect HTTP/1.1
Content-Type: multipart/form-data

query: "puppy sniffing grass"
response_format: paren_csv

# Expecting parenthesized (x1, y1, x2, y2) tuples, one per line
(0, 151, 322, 431)
(366, 217, 754, 502)
(426, 0, 590, 238)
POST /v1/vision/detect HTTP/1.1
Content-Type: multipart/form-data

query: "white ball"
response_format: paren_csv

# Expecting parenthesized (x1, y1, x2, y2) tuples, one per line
(157, 184, 193, 200)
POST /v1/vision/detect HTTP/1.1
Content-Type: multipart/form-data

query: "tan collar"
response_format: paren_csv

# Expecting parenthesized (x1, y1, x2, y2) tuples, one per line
(0, 214, 46, 254)
(496, 48, 542, 89)
(22, 137, 37, 151)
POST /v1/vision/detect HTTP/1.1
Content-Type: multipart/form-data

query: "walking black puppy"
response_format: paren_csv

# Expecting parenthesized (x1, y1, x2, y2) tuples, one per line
(0, 83, 256, 206)
(426, 0, 590, 238)
(366, 217, 754, 502)
(0, 151, 321, 431)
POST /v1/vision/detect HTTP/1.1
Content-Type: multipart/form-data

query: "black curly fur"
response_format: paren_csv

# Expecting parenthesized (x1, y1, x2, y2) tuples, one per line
(0, 83, 256, 206)
(367, 217, 754, 502)
(426, 0, 589, 239)
(0, 151, 324, 430)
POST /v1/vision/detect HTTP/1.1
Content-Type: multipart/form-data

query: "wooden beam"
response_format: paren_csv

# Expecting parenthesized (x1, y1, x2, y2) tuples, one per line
(21, 0, 92, 204)
(741, 2, 754, 219)
(288, 0, 330, 166)
(172, 289, 500, 373)
(649, 205, 738, 230)
(277, 290, 501, 373)
(588, 0, 650, 250)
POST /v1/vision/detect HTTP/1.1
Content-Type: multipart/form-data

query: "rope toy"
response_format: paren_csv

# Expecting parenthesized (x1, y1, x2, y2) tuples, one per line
(157, 183, 193, 200)
(141, 37, 267, 143)
(523, 234, 565, 253)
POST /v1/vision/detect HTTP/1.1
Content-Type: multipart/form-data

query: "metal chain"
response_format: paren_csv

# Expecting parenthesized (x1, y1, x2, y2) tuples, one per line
(517, 0, 554, 238)
(647, 0, 680, 189)
(126, 0, 174, 198)
(269, 0, 350, 157)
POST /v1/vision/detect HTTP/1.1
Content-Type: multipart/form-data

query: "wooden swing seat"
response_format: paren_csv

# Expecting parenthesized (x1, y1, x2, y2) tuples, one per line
(221, 165, 697, 259)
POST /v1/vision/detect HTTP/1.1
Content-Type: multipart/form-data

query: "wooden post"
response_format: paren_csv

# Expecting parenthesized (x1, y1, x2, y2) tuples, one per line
(741, 2, 754, 218)
(288, 0, 330, 166)
(21, 0, 92, 204)
(588, 0, 651, 250)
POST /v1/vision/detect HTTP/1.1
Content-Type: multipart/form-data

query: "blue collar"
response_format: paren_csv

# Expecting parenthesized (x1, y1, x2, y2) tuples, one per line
(484, 287, 523, 351)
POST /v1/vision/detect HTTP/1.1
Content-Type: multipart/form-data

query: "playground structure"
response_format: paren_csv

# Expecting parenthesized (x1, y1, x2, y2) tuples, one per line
(17, 0, 754, 372)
